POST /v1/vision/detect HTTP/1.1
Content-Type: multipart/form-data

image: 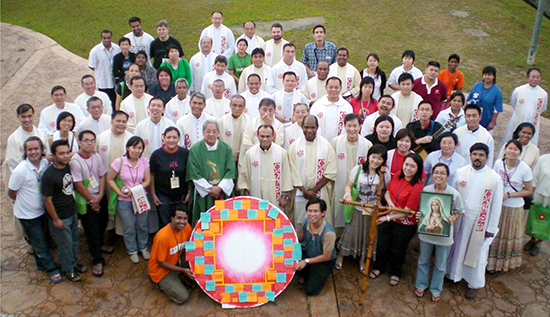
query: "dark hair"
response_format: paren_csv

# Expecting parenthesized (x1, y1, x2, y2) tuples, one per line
(51, 139, 70, 155)
(366, 53, 383, 78)
(271, 23, 283, 30)
(344, 113, 362, 125)
(56, 112, 76, 131)
(326, 76, 342, 87)
(505, 139, 523, 154)
(129, 76, 145, 86)
(211, 11, 223, 16)
(469, 142, 489, 155)
(170, 205, 188, 218)
(78, 130, 96, 141)
(101, 29, 112, 36)
(448, 54, 460, 63)
(51, 85, 66, 95)
(214, 55, 228, 65)
(136, 50, 148, 60)
(251, 48, 265, 57)
(283, 43, 296, 51)
(112, 110, 129, 120)
(164, 126, 180, 137)
(124, 136, 145, 158)
(283, 71, 297, 80)
(243, 21, 256, 28)
(418, 99, 433, 110)
(306, 197, 327, 212)
(157, 66, 173, 82)
(427, 61, 440, 69)
(166, 44, 181, 55)
(86, 96, 102, 108)
(236, 38, 248, 47)
(398, 153, 423, 185)
(128, 16, 141, 24)
(402, 50, 415, 61)
(312, 24, 326, 34)
(81, 74, 95, 83)
(118, 37, 131, 46)
(439, 132, 458, 145)
(16, 103, 34, 115)
(370, 115, 395, 143)
(247, 73, 261, 83)
(190, 92, 206, 104)
(257, 124, 275, 135)
(303, 114, 319, 128)
(356, 77, 375, 102)
(527, 67, 541, 77)
(464, 104, 482, 116)
(398, 73, 414, 84)
(259, 97, 276, 109)
(23, 136, 45, 160)
(449, 92, 465, 104)
(337, 47, 349, 56)
(432, 162, 449, 175)
(395, 128, 415, 145)
(362, 144, 387, 173)
(482, 66, 497, 83)
(379, 94, 395, 107)
(149, 97, 166, 107)
(512, 122, 536, 140)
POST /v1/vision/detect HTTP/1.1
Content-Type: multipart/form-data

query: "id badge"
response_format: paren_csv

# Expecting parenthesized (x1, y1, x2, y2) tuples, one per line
(89, 176, 99, 189)
(170, 177, 180, 189)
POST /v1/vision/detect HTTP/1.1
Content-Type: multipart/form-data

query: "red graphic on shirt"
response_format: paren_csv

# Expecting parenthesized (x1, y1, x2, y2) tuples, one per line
(195, 63, 200, 68)
(338, 111, 346, 134)
(338, 153, 345, 160)
(346, 77, 352, 91)
(315, 159, 326, 198)
(128, 112, 134, 118)
(225, 130, 232, 137)
(534, 98, 543, 127)
(224, 89, 230, 99)
(144, 139, 149, 146)
(277, 105, 282, 111)
(290, 139, 295, 145)
(207, 84, 212, 90)
(317, 112, 324, 119)
(267, 52, 272, 57)
(252, 161, 259, 168)
(459, 180, 467, 188)
(358, 156, 366, 164)
(49, 121, 55, 128)
(173, 111, 179, 117)
(19, 146, 24, 152)
(295, 77, 300, 89)
(273, 162, 281, 200)
(297, 150, 304, 157)
(539, 213, 546, 220)
(475, 189, 492, 232)
(220, 36, 227, 53)
(311, 93, 316, 99)
(278, 73, 283, 80)
(519, 99, 525, 104)
(101, 145, 108, 152)
(184, 134, 190, 148)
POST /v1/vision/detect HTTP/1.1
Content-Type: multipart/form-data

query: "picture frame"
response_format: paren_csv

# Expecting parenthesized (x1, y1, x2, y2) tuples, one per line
(418, 192, 453, 237)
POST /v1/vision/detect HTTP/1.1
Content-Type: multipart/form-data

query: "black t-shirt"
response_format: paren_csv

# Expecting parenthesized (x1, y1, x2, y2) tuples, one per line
(149, 82, 176, 104)
(366, 134, 396, 151)
(41, 164, 76, 219)
(150, 37, 184, 69)
(406, 120, 443, 153)
(150, 146, 189, 200)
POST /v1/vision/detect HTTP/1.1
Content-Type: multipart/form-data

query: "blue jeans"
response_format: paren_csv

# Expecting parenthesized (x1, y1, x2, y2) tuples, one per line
(415, 240, 451, 295)
(117, 200, 149, 254)
(48, 213, 79, 274)
(19, 215, 60, 277)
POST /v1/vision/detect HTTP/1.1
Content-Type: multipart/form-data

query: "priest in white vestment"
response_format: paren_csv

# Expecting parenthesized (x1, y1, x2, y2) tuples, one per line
(176, 92, 214, 149)
(204, 80, 231, 119)
(74, 96, 111, 136)
(301, 61, 329, 104)
(119, 77, 153, 133)
(238, 48, 271, 93)
(328, 49, 361, 98)
(502, 68, 547, 146)
(189, 37, 218, 93)
(289, 115, 337, 228)
(454, 104, 495, 167)
(134, 97, 177, 158)
(238, 125, 302, 208)
(361, 95, 403, 137)
(447, 142, 503, 299)
(200, 56, 237, 100)
(390, 73, 423, 125)
(310, 77, 353, 142)
(234, 22, 265, 55)
(218, 96, 251, 161)
(284, 103, 310, 150)
(330, 114, 372, 230)
(266, 43, 307, 93)
(273, 72, 308, 127)
(39, 86, 85, 136)
(74, 75, 113, 116)
(198, 12, 235, 58)
(165, 78, 191, 123)
(262, 23, 289, 67)
(240, 74, 272, 118)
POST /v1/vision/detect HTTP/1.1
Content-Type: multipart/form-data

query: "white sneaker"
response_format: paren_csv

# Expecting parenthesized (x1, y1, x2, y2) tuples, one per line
(141, 250, 150, 260)
(130, 254, 139, 263)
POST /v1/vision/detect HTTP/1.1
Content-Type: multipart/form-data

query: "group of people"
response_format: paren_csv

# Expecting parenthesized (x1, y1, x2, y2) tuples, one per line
(3, 12, 549, 306)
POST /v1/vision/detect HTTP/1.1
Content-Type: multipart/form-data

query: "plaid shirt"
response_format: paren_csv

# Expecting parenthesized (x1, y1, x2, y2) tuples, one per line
(300, 41, 337, 71)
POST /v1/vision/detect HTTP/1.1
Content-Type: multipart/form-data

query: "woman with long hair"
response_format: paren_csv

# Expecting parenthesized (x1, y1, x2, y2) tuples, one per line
(359, 53, 386, 100)
(366, 115, 396, 150)
(49, 112, 78, 153)
(497, 122, 539, 169)
(350, 77, 378, 120)
(148, 66, 176, 104)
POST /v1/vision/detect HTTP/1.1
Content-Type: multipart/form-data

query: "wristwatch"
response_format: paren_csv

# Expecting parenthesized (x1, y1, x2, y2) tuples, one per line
(305, 258, 310, 264)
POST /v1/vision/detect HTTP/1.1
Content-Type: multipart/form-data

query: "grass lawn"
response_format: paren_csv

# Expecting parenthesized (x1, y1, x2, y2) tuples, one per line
(2, 0, 549, 117)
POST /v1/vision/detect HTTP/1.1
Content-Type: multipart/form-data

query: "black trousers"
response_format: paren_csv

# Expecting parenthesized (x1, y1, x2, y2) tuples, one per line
(78, 197, 108, 265)
(374, 221, 417, 277)
(297, 258, 336, 295)
(98, 88, 116, 113)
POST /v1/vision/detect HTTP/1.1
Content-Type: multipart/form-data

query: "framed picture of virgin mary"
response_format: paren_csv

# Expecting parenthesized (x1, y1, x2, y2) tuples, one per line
(418, 192, 453, 237)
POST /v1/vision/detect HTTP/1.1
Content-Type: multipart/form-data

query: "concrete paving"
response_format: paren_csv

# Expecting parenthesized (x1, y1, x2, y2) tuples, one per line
(1, 23, 550, 317)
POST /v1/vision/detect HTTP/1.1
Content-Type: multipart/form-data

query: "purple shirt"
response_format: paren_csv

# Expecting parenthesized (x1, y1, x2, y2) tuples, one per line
(70, 153, 107, 196)
(111, 156, 149, 201)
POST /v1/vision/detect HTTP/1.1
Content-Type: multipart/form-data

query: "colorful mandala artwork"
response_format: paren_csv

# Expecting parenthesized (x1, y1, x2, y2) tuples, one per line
(186, 196, 300, 308)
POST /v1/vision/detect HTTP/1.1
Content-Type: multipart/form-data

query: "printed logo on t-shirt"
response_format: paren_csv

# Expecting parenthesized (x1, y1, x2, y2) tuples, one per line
(62, 173, 73, 196)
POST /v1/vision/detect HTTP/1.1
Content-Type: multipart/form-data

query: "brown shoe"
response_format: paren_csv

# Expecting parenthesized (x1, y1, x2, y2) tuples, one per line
(465, 288, 478, 299)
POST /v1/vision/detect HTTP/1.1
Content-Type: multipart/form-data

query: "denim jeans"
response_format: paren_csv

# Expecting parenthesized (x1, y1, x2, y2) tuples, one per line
(117, 200, 149, 254)
(48, 213, 79, 274)
(19, 215, 60, 277)
(415, 240, 451, 295)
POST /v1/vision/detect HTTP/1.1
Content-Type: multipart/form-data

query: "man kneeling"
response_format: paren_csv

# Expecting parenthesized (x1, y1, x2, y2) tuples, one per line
(294, 198, 337, 295)
(149, 206, 194, 304)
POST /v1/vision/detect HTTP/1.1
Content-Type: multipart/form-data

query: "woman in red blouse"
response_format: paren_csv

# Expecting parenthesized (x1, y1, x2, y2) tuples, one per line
(350, 77, 378, 120)
(370, 153, 424, 286)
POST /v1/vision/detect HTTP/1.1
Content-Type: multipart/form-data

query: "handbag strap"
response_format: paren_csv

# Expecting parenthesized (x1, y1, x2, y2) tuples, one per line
(70, 156, 89, 188)
(502, 158, 519, 192)
(353, 165, 361, 187)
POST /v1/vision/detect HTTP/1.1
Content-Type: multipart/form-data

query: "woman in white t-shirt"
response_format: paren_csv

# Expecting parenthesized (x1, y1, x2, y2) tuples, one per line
(488, 140, 533, 272)
(337, 144, 387, 273)
(49, 112, 79, 153)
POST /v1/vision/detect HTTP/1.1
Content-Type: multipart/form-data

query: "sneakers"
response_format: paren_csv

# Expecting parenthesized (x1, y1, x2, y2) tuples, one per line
(141, 250, 150, 260)
(130, 254, 140, 264)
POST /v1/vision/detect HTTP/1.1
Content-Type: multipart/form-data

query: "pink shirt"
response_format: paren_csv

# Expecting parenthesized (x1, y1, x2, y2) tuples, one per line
(70, 152, 107, 196)
(111, 156, 149, 201)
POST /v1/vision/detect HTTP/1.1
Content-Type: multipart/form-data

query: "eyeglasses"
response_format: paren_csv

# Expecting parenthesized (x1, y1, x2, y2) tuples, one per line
(81, 139, 96, 143)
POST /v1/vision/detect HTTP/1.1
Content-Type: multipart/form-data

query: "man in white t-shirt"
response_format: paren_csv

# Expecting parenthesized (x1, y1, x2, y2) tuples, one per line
(74, 75, 113, 116)
(198, 11, 235, 58)
(267, 43, 307, 93)
(124, 17, 155, 66)
(240, 73, 271, 118)
(235, 21, 265, 55)
(262, 23, 289, 67)
(387, 50, 423, 92)
(88, 30, 120, 106)
(200, 56, 237, 100)
(38, 86, 85, 136)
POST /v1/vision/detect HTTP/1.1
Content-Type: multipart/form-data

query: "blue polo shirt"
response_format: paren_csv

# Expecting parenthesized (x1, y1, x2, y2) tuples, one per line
(466, 81, 503, 128)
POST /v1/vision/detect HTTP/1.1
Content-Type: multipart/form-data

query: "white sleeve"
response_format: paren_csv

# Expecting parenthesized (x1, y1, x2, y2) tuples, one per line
(7, 168, 23, 191)
(88, 47, 97, 69)
(218, 178, 235, 196)
(387, 68, 398, 86)
(38, 110, 51, 136)
(193, 178, 212, 197)
(223, 29, 235, 58)
(266, 68, 278, 94)
(509, 88, 518, 110)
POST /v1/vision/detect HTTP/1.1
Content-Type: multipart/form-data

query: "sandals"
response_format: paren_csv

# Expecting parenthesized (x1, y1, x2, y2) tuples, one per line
(431, 294, 441, 302)
(92, 263, 104, 277)
(369, 270, 381, 279)
(74, 263, 87, 274)
(335, 262, 342, 270)
(389, 276, 400, 286)
(66, 272, 82, 282)
(415, 289, 425, 298)
(50, 273, 62, 284)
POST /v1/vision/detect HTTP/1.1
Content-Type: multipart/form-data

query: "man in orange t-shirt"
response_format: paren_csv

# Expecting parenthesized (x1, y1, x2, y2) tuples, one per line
(438, 54, 465, 98)
(149, 207, 194, 304)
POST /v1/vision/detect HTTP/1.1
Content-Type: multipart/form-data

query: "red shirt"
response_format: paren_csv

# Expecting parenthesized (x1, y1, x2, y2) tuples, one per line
(412, 77, 448, 120)
(387, 176, 424, 226)
(350, 98, 378, 120)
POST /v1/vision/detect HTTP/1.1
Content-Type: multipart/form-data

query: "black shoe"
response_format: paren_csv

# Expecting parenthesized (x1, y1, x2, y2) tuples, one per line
(531, 245, 541, 256)
(524, 240, 535, 251)
(465, 288, 478, 299)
